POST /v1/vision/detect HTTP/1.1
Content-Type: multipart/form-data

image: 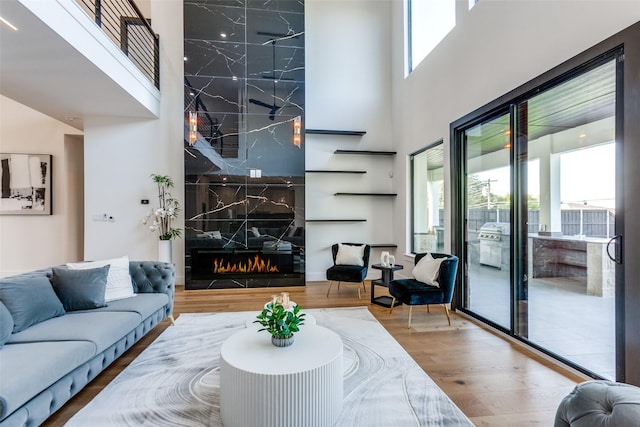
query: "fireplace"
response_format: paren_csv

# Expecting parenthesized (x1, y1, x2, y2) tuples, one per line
(191, 249, 294, 280)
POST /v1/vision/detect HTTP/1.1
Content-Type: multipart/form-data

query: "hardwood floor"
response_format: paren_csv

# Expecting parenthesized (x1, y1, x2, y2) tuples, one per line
(44, 282, 584, 426)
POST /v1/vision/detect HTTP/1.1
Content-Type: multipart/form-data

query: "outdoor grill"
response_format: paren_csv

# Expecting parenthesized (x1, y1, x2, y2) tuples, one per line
(478, 222, 511, 269)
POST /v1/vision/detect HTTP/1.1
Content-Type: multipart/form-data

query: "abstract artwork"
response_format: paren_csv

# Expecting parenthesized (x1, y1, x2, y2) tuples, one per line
(0, 153, 52, 215)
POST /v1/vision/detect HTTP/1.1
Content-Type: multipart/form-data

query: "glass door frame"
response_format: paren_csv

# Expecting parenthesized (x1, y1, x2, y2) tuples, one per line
(450, 47, 625, 380)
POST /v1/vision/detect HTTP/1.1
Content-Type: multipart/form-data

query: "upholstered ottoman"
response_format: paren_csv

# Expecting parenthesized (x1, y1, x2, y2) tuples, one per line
(555, 380, 640, 426)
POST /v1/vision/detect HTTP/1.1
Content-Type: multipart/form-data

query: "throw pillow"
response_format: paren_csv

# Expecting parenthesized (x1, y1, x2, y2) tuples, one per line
(67, 255, 135, 302)
(0, 275, 65, 333)
(335, 244, 365, 266)
(51, 265, 110, 311)
(412, 253, 445, 287)
(250, 227, 261, 237)
(0, 301, 14, 347)
(208, 230, 222, 239)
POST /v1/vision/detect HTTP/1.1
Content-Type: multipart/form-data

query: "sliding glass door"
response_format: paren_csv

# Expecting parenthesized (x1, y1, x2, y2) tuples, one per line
(463, 112, 512, 329)
(456, 54, 621, 379)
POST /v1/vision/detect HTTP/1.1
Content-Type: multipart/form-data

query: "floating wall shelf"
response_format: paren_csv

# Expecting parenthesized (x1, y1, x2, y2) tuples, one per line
(334, 149, 396, 156)
(306, 219, 367, 222)
(334, 192, 397, 197)
(306, 129, 366, 136)
(305, 170, 366, 174)
(370, 244, 398, 248)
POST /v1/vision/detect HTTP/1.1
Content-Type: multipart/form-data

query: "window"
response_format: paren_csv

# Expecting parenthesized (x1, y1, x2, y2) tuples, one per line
(453, 55, 621, 379)
(468, 0, 478, 10)
(410, 142, 445, 253)
(406, 0, 455, 74)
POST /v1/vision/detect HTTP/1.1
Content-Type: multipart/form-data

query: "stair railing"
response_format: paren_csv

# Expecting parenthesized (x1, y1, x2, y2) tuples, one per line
(75, 0, 159, 88)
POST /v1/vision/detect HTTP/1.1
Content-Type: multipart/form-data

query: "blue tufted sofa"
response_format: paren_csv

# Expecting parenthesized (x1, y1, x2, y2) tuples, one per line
(0, 261, 175, 427)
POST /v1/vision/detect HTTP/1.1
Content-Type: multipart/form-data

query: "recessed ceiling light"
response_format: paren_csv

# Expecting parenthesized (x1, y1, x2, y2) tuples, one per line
(220, 33, 227, 38)
(232, 76, 238, 81)
(184, 56, 188, 61)
(579, 133, 587, 138)
(0, 16, 18, 31)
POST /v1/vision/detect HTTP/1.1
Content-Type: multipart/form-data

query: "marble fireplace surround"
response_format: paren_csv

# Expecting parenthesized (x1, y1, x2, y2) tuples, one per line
(183, 0, 305, 289)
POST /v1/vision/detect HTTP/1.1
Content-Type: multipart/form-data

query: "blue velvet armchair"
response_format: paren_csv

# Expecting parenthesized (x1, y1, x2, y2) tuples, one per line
(389, 252, 459, 328)
(326, 243, 371, 299)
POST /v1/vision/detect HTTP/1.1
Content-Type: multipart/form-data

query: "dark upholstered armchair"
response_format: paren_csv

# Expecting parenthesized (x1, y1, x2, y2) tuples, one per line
(389, 252, 458, 328)
(326, 243, 371, 299)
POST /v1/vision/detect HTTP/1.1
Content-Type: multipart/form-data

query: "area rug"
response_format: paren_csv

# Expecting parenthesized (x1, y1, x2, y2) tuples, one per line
(65, 307, 473, 426)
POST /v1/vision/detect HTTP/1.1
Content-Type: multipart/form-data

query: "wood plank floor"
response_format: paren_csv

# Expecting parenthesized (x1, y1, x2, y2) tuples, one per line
(44, 282, 585, 426)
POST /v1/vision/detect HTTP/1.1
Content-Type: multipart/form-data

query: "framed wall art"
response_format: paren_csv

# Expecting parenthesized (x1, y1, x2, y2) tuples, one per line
(0, 153, 52, 215)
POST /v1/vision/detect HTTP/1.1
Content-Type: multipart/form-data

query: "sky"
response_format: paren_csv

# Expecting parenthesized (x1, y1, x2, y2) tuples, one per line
(475, 143, 615, 209)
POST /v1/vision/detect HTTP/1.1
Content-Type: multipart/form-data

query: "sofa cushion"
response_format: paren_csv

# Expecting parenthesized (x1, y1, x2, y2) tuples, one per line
(0, 301, 13, 347)
(77, 293, 169, 320)
(0, 275, 65, 333)
(0, 340, 96, 421)
(67, 255, 135, 302)
(51, 265, 109, 311)
(8, 311, 141, 354)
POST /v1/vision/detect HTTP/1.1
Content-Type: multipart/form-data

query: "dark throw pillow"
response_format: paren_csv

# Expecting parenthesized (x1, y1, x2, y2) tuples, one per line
(51, 265, 110, 312)
(0, 301, 14, 346)
(0, 274, 66, 333)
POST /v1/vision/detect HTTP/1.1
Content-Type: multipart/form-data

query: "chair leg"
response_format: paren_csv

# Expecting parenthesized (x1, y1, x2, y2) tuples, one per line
(362, 281, 366, 293)
(407, 306, 413, 329)
(326, 281, 333, 298)
(389, 297, 396, 314)
(427, 305, 430, 313)
(443, 304, 451, 326)
(337, 281, 341, 291)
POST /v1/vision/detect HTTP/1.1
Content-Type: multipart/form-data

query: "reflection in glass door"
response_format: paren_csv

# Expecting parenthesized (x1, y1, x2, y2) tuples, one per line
(463, 112, 512, 329)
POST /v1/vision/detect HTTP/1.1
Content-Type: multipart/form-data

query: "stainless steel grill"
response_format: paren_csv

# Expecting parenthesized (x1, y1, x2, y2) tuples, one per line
(478, 222, 510, 269)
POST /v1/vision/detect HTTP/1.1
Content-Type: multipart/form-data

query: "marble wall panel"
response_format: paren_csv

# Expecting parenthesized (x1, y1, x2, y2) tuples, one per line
(184, 0, 304, 289)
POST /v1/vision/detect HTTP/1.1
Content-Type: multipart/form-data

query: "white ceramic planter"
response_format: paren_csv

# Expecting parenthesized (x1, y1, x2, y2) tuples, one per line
(158, 239, 172, 263)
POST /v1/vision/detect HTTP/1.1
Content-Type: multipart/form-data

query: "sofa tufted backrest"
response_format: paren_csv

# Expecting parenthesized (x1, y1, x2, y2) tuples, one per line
(129, 261, 175, 317)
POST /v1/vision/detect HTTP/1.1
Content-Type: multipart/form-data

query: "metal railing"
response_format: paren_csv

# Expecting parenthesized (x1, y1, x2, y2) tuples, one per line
(184, 77, 239, 158)
(75, 0, 159, 88)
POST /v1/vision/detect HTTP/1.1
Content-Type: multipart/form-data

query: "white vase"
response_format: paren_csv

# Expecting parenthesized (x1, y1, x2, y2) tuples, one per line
(380, 251, 390, 267)
(158, 239, 172, 263)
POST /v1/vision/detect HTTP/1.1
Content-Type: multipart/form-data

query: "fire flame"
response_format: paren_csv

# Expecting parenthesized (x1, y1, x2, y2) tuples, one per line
(213, 254, 280, 273)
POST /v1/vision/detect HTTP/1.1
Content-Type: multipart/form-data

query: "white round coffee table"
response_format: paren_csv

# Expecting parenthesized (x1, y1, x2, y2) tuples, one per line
(220, 325, 343, 427)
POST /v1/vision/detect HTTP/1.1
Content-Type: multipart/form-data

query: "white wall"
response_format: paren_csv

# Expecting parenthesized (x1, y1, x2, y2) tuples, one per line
(305, 0, 394, 281)
(0, 95, 83, 276)
(83, 0, 184, 283)
(390, 0, 640, 275)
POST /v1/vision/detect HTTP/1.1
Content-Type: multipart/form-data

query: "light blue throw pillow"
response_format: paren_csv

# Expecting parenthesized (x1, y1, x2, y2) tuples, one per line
(0, 301, 13, 346)
(51, 265, 109, 311)
(0, 274, 65, 333)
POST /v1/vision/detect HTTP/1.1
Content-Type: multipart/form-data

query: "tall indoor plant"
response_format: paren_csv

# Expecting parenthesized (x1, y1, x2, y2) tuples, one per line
(142, 174, 181, 262)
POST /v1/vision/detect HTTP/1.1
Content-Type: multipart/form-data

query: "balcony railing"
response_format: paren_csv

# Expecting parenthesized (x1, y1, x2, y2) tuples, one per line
(75, 0, 159, 88)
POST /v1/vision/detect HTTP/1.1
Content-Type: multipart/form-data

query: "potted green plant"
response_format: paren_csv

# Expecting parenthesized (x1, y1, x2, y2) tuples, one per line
(142, 174, 182, 263)
(254, 302, 306, 347)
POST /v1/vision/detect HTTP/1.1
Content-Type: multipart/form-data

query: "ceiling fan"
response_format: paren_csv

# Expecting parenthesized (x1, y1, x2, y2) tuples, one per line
(248, 35, 283, 121)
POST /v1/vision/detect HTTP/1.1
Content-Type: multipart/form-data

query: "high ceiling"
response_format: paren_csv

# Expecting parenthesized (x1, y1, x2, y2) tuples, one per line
(0, 0, 158, 130)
